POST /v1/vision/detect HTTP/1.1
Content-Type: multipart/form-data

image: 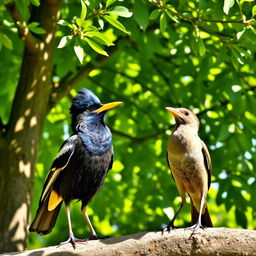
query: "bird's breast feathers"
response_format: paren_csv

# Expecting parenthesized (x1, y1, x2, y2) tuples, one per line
(78, 128, 112, 155)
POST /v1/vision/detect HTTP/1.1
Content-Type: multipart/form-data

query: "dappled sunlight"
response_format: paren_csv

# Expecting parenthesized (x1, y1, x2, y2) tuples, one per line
(29, 116, 37, 128)
(8, 203, 27, 251)
(19, 160, 31, 178)
(14, 117, 25, 133)
(26, 91, 35, 101)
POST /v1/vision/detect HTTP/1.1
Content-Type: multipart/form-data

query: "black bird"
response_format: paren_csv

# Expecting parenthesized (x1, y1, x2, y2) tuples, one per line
(29, 88, 122, 248)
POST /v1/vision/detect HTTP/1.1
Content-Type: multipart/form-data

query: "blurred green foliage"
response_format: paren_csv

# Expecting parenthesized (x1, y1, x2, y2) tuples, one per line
(1, 0, 256, 249)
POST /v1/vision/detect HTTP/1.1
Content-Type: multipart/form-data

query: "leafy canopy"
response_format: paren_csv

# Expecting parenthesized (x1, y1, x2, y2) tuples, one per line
(1, 0, 255, 248)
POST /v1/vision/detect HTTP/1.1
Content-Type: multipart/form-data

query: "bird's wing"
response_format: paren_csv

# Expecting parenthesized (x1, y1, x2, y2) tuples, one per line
(201, 140, 212, 189)
(166, 151, 175, 180)
(107, 147, 114, 172)
(39, 135, 77, 203)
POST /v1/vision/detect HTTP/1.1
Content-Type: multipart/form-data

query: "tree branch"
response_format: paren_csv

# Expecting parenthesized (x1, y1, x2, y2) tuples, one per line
(49, 45, 119, 111)
(5, 228, 256, 256)
(5, 2, 40, 55)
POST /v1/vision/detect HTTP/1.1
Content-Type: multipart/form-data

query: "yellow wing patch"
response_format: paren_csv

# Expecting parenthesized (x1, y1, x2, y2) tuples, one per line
(48, 190, 63, 211)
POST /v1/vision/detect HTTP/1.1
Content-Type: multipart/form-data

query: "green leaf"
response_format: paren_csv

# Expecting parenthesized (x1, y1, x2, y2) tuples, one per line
(98, 18, 104, 30)
(80, 0, 87, 20)
(197, 37, 206, 56)
(249, 25, 256, 35)
(166, 11, 179, 23)
(133, 0, 149, 30)
(109, 6, 133, 18)
(57, 35, 73, 48)
(231, 48, 244, 65)
(223, 0, 235, 15)
(149, 9, 161, 20)
(58, 19, 72, 27)
(0, 32, 13, 50)
(191, 37, 205, 56)
(236, 29, 245, 40)
(74, 41, 85, 63)
(76, 18, 86, 27)
(83, 25, 99, 32)
(84, 37, 108, 56)
(30, 0, 40, 6)
(160, 13, 167, 35)
(103, 15, 128, 33)
(106, 0, 117, 8)
(86, 31, 114, 46)
(27, 22, 40, 29)
(252, 5, 256, 17)
(29, 27, 46, 34)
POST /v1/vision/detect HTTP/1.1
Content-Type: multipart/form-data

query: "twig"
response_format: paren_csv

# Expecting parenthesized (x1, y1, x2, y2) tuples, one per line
(5, 2, 40, 55)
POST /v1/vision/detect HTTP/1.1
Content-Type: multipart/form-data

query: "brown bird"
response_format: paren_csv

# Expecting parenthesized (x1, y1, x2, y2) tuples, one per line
(163, 107, 212, 232)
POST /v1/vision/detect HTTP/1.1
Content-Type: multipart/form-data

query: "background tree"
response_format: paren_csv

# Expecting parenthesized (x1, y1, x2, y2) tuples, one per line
(0, 0, 255, 253)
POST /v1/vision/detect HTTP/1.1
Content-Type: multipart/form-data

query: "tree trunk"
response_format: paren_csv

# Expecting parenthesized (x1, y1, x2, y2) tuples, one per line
(0, 0, 61, 252)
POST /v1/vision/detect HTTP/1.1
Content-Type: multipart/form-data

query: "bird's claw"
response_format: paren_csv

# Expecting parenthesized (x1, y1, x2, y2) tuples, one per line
(186, 223, 206, 238)
(161, 224, 176, 234)
(58, 236, 87, 249)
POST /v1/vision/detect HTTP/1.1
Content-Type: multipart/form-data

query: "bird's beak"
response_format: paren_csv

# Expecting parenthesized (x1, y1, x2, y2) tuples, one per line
(95, 101, 123, 113)
(165, 107, 184, 119)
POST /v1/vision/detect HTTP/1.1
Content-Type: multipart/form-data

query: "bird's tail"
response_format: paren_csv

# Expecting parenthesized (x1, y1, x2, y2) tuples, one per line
(29, 193, 62, 235)
(191, 199, 213, 227)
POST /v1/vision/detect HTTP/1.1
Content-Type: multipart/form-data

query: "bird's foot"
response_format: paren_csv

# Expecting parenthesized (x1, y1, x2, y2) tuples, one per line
(58, 236, 87, 249)
(161, 223, 176, 234)
(186, 223, 206, 237)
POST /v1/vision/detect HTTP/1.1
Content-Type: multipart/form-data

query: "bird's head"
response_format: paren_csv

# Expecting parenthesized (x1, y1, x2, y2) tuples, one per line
(166, 107, 199, 130)
(70, 88, 122, 131)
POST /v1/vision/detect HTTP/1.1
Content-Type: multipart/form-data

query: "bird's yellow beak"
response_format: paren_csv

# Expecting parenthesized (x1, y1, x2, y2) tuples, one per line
(95, 101, 122, 113)
(165, 107, 184, 119)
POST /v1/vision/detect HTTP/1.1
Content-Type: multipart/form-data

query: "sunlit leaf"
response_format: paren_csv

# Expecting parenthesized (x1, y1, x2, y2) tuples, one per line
(57, 35, 73, 48)
(74, 41, 85, 63)
(252, 5, 256, 17)
(30, 0, 40, 6)
(223, 0, 235, 14)
(98, 18, 104, 30)
(237, 29, 245, 40)
(106, 0, 117, 8)
(80, 0, 87, 20)
(109, 6, 132, 18)
(58, 19, 72, 27)
(103, 15, 128, 33)
(86, 31, 114, 46)
(84, 37, 109, 56)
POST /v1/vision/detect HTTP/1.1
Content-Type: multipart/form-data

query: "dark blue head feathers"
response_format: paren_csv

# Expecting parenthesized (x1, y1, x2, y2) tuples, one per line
(70, 88, 101, 115)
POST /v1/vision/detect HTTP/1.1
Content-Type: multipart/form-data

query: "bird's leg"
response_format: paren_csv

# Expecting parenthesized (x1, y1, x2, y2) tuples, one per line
(187, 194, 205, 234)
(162, 201, 186, 232)
(59, 205, 86, 249)
(81, 207, 98, 239)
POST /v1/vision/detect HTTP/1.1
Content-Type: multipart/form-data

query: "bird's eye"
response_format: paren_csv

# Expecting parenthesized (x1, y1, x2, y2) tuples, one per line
(88, 106, 94, 112)
(185, 111, 190, 116)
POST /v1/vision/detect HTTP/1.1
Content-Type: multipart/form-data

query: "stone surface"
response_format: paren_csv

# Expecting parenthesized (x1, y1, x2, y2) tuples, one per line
(2, 228, 256, 256)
